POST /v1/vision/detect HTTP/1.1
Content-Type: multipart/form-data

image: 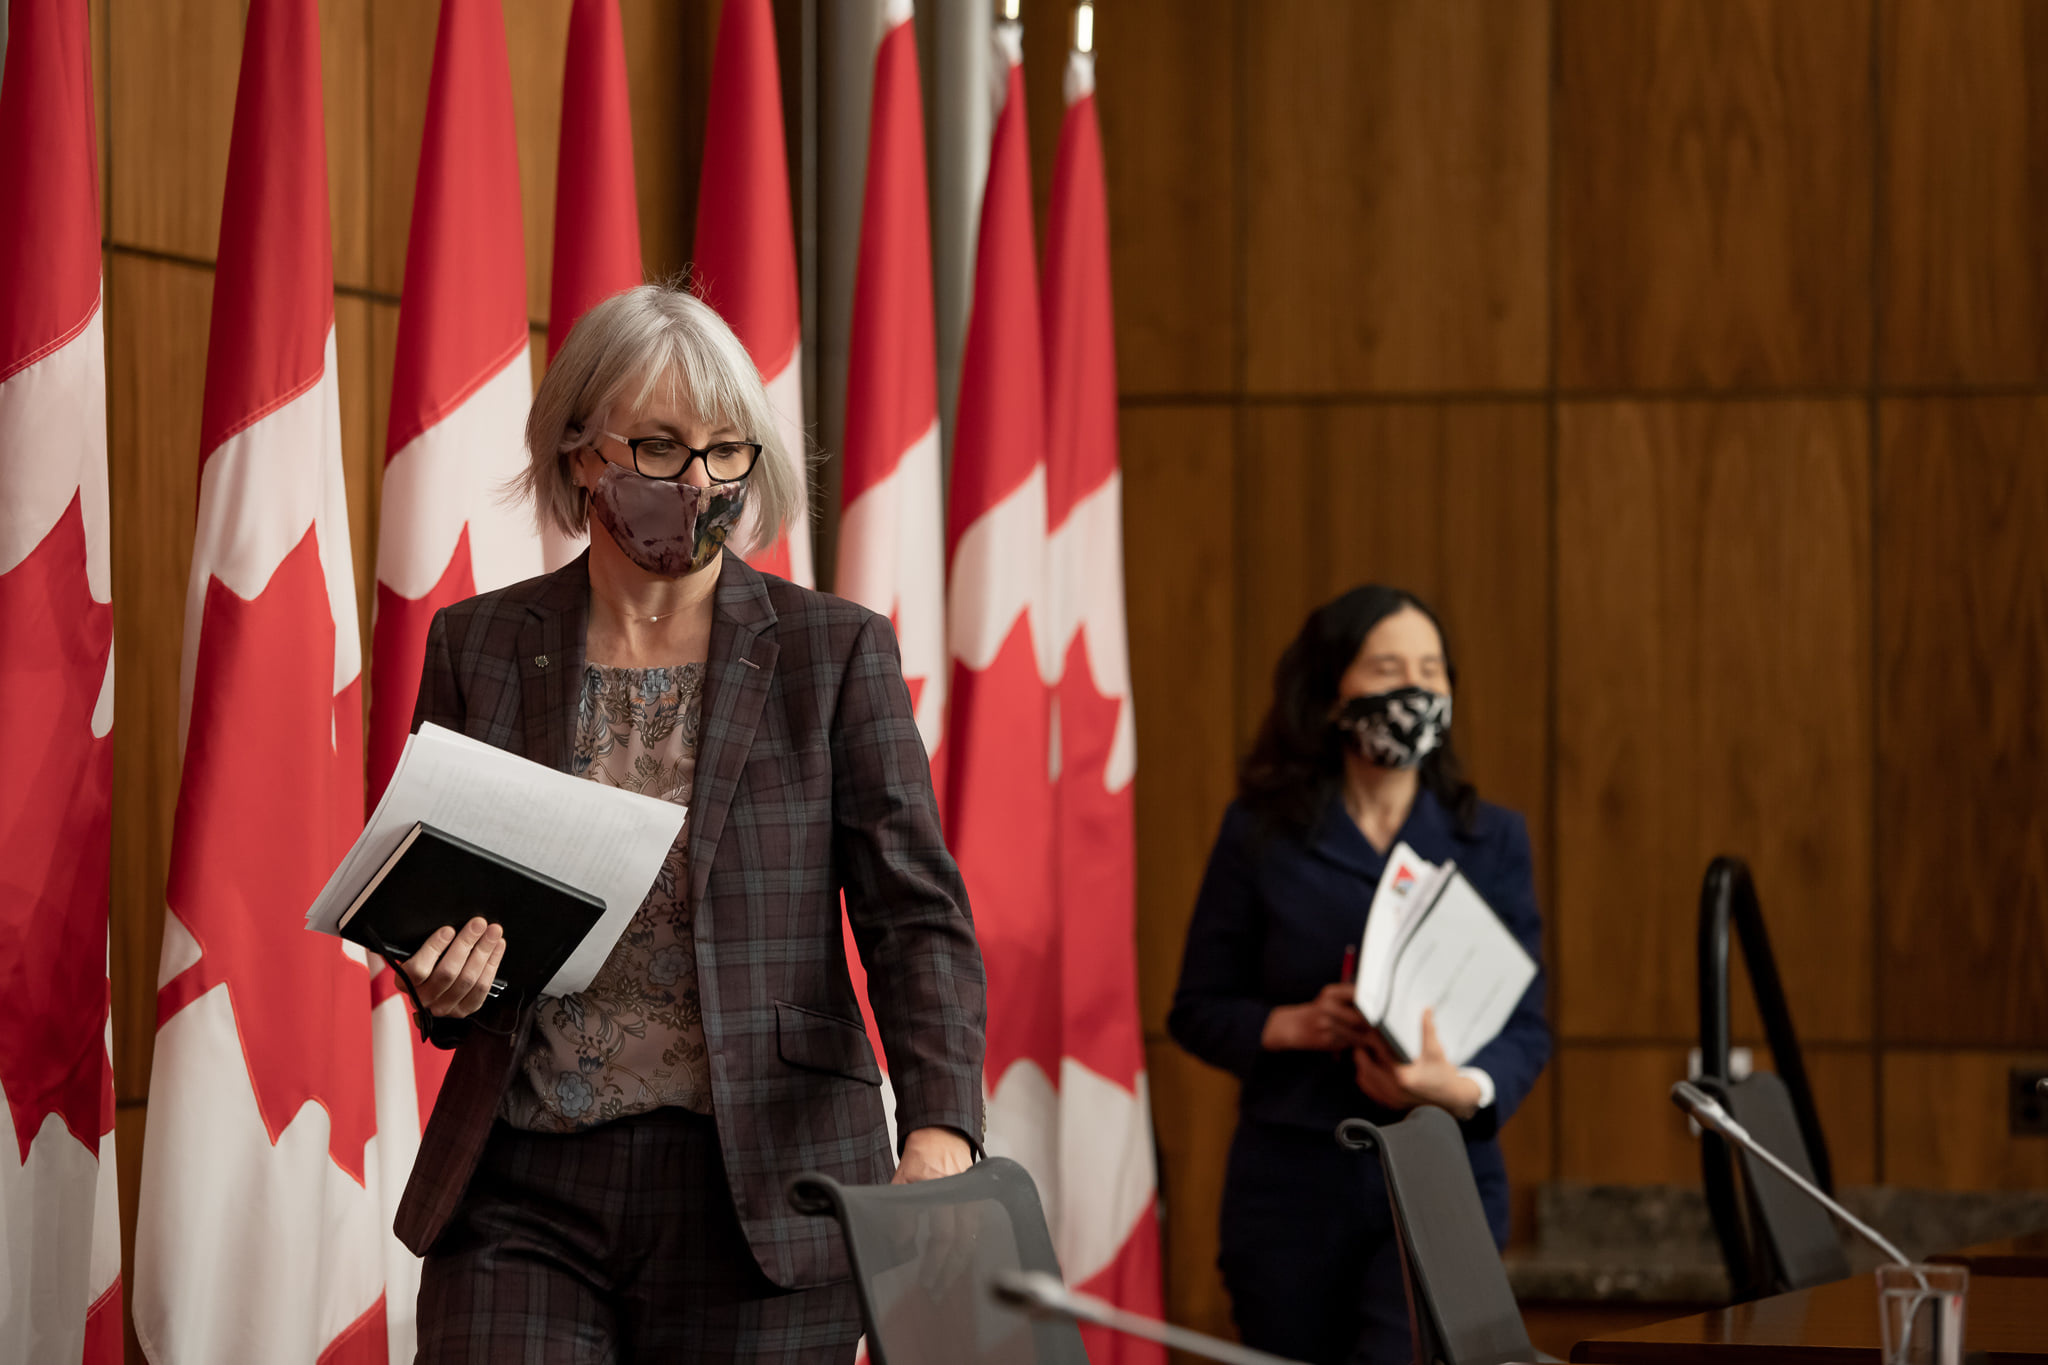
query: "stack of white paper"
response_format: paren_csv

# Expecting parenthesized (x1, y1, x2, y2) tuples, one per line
(306, 723, 688, 996)
(1352, 842, 1537, 1066)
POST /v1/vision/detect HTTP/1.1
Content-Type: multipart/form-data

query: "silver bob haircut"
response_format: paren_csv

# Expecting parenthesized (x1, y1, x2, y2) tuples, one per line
(519, 283, 802, 556)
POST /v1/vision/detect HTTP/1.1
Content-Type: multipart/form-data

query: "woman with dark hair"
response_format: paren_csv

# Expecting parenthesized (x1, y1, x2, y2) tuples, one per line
(1169, 585, 1549, 1365)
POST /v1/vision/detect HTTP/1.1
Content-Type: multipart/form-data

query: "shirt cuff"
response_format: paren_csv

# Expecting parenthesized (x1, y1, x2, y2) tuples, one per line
(1458, 1066, 1497, 1111)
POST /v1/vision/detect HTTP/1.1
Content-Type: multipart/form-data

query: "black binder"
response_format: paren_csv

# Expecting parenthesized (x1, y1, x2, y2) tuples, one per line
(337, 821, 606, 999)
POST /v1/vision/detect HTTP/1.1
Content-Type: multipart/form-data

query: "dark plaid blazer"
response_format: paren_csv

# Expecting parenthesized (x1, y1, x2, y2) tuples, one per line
(391, 551, 987, 1288)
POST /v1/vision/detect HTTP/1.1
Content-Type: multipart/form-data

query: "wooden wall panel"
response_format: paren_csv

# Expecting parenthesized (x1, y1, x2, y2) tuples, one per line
(1556, 1046, 1878, 1213)
(505, 1, 575, 326)
(368, 301, 399, 475)
(366, 0, 437, 297)
(1435, 440, 1553, 855)
(1093, 0, 1238, 396)
(1146, 1042, 1241, 1349)
(1876, 400, 2048, 1047)
(107, 0, 241, 258)
(618, 0, 714, 284)
(1883, 1051, 2048, 1189)
(1123, 407, 1237, 1034)
(106, 254, 213, 1103)
(1501, 1065, 1557, 1247)
(1555, 401, 1872, 1044)
(1243, 0, 1549, 395)
(1557, 1045, 1700, 1185)
(1233, 404, 1551, 823)
(1555, 0, 1872, 391)
(322, 0, 372, 290)
(1802, 1047, 1879, 1188)
(1881, 0, 2048, 386)
(1235, 406, 1436, 733)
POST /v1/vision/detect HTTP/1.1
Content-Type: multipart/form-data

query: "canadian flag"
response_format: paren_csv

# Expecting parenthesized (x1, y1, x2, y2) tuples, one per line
(0, 0, 122, 1359)
(1042, 29, 1163, 1359)
(694, 0, 812, 585)
(946, 16, 1063, 1209)
(835, 0, 947, 762)
(366, 3, 545, 1351)
(547, 0, 642, 365)
(369, 0, 547, 813)
(131, 0, 389, 1360)
(835, 0, 949, 1084)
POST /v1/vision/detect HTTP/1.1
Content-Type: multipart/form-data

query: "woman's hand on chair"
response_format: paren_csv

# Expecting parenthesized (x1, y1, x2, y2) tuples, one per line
(1350, 1009, 1482, 1118)
(399, 917, 506, 1018)
(1261, 983, 1375, 1052)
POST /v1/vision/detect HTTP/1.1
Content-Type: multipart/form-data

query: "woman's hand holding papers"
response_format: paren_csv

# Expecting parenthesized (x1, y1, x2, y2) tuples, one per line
(1261, 982, 1375, 1052)
(1261, 989, 1483, 1119)
(401, 917, 508, 1018)
(1351, 1009, 1483, 1119)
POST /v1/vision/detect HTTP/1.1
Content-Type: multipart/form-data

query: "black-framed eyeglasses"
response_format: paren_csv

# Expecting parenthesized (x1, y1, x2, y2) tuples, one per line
(601, 431, 762, 482)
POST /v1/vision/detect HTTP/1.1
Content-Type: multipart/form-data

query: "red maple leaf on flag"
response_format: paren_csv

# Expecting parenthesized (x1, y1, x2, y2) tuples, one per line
(159, 529, 376, 1182)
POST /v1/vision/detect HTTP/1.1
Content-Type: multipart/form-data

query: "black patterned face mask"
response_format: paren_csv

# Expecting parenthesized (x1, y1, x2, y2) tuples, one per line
(1333, 686, 1453, 769)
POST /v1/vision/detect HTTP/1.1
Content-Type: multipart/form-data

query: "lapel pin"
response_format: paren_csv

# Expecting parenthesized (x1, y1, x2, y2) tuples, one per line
(739, 657, 760, 670)
(535, 655, 550, 668)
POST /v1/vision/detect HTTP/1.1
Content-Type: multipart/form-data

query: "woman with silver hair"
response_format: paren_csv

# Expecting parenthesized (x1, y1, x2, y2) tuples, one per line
(388, 283, 987, 1363)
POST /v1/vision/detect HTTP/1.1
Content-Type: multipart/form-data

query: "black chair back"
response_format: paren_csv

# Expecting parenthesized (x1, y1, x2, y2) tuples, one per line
(1702, 1072, 1851, 1293)
(1697, 856, 1838, 1298)
(787, 1158, 1089, 1365)
(1338, 1108, 1535, 1365)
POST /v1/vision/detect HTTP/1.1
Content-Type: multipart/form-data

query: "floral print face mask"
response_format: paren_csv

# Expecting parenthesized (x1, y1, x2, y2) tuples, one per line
(1333, 685, 1453, 769)
(586, 459, 748, 577)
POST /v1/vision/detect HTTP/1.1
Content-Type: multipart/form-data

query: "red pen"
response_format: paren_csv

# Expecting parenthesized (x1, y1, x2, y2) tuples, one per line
(1340, 944, 1358, 985)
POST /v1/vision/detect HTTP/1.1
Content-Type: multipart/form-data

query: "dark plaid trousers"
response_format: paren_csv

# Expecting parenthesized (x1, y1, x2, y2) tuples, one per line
(415, 1109, 862, 1364)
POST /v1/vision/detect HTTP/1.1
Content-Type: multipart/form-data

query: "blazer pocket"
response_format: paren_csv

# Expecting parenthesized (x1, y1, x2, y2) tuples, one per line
(775, 1000, 884, 1086)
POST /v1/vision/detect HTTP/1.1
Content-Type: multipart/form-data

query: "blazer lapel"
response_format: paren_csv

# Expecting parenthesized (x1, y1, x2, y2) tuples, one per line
(1312, 792, 1388, 884)
(688, 554, 779, 909)
(516, 553, 590, 773)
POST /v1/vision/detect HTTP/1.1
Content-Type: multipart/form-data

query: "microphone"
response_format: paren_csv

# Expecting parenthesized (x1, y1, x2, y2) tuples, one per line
(1674, 1083, 1970, 1363)
(990, 1270, 1310, 1365)
(1669, 1080, 1912, 1268)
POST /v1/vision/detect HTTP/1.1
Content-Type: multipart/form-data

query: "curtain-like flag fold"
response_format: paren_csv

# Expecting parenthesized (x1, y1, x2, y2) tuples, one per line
(548, 0, 641, 367)
(1042, 30, 1164, 1360)
(695, 0, 812, 585)
(945, 14, 1062, 1211)
(133, 1, 388, 1358)
(835, 0, 950, 1096)
(0, 0, 121, 1358)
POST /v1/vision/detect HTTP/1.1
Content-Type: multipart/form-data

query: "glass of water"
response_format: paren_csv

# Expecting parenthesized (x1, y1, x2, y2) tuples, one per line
(1876, 1263, 1968, 1365)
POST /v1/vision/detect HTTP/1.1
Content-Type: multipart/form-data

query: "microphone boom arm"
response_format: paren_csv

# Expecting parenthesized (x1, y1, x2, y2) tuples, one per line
(991, 1270, 1311, 1365)
(1670, 1081, 1911, 1268)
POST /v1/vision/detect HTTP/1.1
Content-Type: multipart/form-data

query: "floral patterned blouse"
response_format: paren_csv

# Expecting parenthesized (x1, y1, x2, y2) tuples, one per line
(501, 661, 711, 1132)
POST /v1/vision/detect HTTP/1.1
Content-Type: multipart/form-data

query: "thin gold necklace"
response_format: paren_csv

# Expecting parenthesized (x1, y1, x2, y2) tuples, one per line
(593, 588, 699, 625)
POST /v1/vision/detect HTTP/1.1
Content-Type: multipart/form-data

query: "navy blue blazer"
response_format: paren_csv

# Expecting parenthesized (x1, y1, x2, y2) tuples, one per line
(1169, 788, 1550, 1231)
